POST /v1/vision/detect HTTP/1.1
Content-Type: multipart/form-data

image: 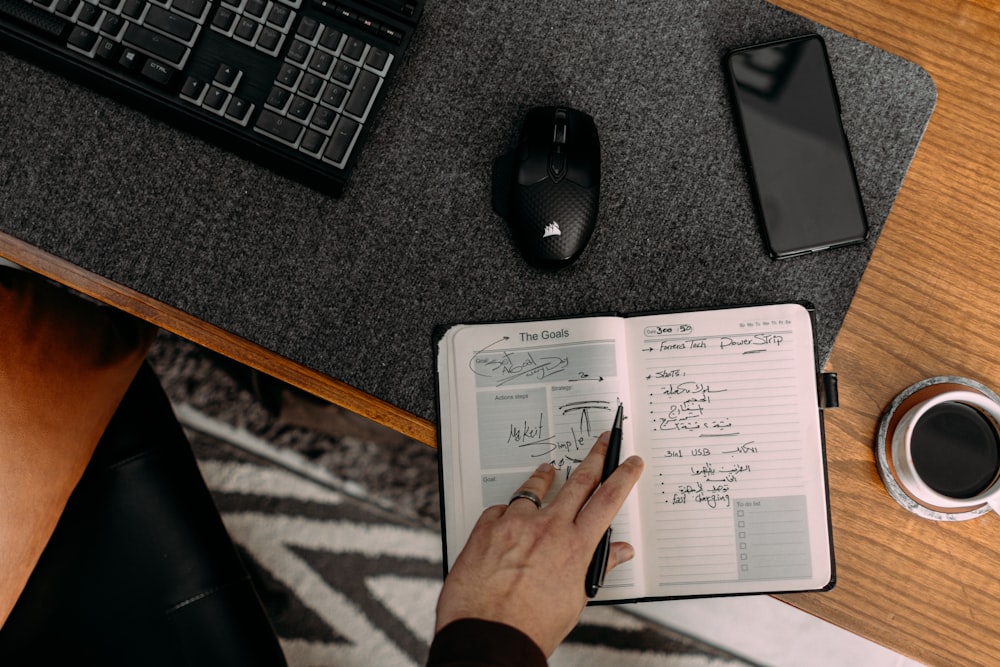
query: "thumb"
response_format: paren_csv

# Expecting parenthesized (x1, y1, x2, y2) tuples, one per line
(605, 541, 635, 576)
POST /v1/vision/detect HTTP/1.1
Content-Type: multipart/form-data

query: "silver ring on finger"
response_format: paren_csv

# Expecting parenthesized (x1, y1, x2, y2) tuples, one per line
(508, 490, 542, 509)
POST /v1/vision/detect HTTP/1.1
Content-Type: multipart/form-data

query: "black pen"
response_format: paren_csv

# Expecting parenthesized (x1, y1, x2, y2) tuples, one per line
(585, 403, 624, 598)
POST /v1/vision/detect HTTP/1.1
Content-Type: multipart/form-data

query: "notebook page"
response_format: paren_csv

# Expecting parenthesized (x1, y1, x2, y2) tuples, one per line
(440, 317, 647, 600)
(626, 304, 832, 597)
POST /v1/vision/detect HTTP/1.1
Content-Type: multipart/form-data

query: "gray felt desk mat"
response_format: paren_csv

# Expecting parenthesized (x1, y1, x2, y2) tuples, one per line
(0, 1, 936, 422)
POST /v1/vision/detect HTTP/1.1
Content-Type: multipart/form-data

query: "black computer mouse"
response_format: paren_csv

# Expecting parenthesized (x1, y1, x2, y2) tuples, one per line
(492, 106, 601, 269)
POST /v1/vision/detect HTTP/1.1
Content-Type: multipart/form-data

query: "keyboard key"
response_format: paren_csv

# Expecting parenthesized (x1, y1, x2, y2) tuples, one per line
(276, 62, 300, 87)
(258, 26, 281, 52)
(235, 16, 259, 41)
(364, 47, 390, 73)
(244, 0, 265, 17)
(144, 5, 197, 42)
(180, 76, 207, 102)
(320, 82, 346, 108)
(118, 47, 142, 70)
(318, 26, 342, 52)
(341, 36, 365, 62)
(78, 5, 102, 27)
(298, 72, 322, 97)
(67, 26, 99, 52)
(288, 95, 312, 121)
(295, 15, 318, 40)
(225, 96, 252, 123)
(287, 39, 309, 65)
(255, 109, 303, 144)
(121, 0, 144, 19)
(344, 69, 379, 120)
(141, 58, 175, 85)
(307, 49, 332, 76)
(300, 129, 325, 155)
(55, 0, 81, 17)
(213, 63, 240, 89)
(170, 0, 206, 18)
(100, 13, 125, 38)
(211, 6, 236, 31)
(123, 22, 187, 65)
(266, 85, 291, 109)
(331, 60, 356, 85)
(311, 105, 336, 131)
(204, 86, 228, 111)
(323, 115, 358, 164)
(265, 4, 290, 29)
(95, 36, 120, 60)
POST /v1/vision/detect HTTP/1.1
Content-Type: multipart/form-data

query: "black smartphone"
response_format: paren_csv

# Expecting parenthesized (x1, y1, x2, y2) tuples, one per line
(725, 34, 868, 259)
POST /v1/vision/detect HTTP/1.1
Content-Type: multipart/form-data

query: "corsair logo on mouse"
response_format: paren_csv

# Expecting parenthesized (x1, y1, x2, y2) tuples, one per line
(542, 221, 562, 238)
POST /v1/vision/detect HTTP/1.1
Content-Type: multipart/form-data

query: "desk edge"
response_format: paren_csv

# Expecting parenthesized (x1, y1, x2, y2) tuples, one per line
(0, 232, 438, 448)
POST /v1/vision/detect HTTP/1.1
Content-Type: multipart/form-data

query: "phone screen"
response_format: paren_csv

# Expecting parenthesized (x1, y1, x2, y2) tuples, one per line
(726, 34, 868, 258)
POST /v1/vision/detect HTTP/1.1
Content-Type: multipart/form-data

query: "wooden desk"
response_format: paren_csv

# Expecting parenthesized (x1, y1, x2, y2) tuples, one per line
(1, 1, 997, 664)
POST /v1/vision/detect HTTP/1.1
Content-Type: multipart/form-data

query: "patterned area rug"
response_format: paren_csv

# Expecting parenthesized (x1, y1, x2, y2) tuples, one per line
(148, 333, 755, 667)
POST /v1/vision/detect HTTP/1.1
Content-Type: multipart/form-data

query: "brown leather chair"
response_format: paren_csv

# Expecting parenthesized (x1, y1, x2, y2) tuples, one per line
(0, 362, 287, 666)
(0, 264, 285, 665)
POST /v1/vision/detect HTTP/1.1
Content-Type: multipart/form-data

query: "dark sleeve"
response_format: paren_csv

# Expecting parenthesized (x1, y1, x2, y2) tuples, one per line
(426, 618, 547, 667)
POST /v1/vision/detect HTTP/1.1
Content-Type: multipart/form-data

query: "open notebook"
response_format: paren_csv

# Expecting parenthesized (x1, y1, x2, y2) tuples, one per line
(435, 302, 836, 603)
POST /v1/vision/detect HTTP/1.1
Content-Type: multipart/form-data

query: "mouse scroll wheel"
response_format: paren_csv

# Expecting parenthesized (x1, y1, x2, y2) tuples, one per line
(553, 111, 568, 145)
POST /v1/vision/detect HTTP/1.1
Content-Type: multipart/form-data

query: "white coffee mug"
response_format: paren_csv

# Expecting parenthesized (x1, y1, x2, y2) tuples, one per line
(891, 390, 1000, 513)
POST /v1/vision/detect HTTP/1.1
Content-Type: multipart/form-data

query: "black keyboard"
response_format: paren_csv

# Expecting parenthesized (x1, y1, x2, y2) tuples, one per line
(0, 0, 423, 196)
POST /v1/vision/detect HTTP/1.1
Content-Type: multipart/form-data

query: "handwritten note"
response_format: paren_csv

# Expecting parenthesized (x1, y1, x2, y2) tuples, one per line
(635, 312, 818, 586)
(468, 339, 621, 472)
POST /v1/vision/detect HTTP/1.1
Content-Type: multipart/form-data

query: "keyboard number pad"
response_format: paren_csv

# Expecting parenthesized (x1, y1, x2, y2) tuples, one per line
(252, 19, 392, 169)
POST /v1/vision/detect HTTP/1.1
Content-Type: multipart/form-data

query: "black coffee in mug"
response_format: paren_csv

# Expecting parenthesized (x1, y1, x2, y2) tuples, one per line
(910, 401, 1000, 499)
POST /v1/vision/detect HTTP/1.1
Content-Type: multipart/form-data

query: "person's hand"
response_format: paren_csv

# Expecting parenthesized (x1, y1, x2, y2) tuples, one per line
(434, 431, 644, 656)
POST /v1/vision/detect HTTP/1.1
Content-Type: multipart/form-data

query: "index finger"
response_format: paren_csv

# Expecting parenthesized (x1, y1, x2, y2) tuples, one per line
(545, 432, 611, 519)
(574, 455, 644, 541)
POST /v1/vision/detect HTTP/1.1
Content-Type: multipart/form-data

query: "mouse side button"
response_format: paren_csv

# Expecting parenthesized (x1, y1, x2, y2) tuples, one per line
(491, 150, 515, 218)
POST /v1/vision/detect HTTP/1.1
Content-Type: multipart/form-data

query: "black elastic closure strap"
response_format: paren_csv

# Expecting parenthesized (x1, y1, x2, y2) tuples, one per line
(818, 372, 840, 409)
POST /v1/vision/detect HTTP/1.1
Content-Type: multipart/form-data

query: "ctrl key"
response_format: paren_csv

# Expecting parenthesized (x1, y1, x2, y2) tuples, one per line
(141, 59, 176, 86)
(254, 109, 304, 146)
